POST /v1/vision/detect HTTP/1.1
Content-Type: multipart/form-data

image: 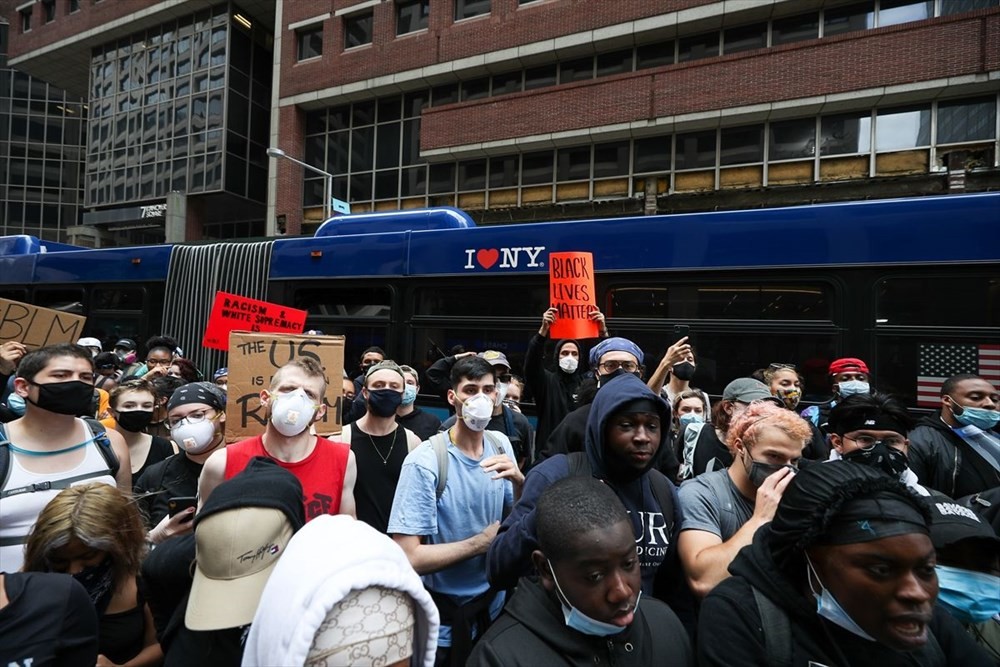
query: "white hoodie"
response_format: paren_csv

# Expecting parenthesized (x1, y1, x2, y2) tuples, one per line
(242, 515, 439, 667)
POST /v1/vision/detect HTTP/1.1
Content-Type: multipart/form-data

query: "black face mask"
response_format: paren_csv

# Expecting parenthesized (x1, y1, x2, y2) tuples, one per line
(367, 388, 403, 418)
(843, 441, 909, 478)
(597, 369, 642, 387)
(743, 450, 796, 488)
(72, 557, 116, 614)
(28, 380, 95, 416)
(115, 409, 154, 433)
(672, 362, 696, 381)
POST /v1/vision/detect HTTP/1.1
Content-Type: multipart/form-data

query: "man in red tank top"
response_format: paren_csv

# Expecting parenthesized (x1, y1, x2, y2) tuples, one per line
(198, 358, 357, 521)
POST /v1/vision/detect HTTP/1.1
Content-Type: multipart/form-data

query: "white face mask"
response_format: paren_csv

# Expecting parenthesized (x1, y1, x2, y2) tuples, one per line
(269, 388, 317, 437)
(460, 393, 494, 432)
(558, 356, 579, 374)
(494, 381, 509, 406)
(171, 418, 219, 455)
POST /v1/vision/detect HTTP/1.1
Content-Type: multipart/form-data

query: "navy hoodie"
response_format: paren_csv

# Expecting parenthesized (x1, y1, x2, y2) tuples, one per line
(488, 373, 682, 594)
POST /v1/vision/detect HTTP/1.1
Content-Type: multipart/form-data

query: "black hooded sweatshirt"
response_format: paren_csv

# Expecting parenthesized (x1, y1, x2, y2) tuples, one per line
(698, 526, 993, 666)
(524, 335, 587, 451)
(468, 576, 692, 667)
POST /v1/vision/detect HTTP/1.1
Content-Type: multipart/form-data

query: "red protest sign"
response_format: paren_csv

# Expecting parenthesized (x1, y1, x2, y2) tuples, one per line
(202, 291, 307, 351)
(549, 252, 599, 340)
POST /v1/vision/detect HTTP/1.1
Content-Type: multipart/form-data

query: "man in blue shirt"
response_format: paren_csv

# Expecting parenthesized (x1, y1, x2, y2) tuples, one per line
(388, 356, 524, 666)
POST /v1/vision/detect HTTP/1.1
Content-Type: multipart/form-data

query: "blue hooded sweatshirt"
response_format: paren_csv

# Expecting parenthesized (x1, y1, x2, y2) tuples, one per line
(487, 373, 682, 594)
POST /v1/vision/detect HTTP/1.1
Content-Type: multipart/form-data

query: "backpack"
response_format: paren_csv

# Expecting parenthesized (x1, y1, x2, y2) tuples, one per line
(430, 430, 506, 499)
(0, 417, 119, 499)
(565, 451, 676, 532)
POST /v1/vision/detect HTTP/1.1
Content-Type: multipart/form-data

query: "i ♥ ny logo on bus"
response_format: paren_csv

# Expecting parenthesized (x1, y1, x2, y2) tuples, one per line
(463, 246, 546, 270)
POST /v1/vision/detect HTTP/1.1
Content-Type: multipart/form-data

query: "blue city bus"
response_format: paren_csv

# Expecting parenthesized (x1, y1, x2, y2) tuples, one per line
(0, 192, 997, 410)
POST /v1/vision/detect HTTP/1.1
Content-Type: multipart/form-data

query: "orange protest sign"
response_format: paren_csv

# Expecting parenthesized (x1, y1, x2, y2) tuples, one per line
(549, 252, 599, 340)
(201, 291, 307, 351)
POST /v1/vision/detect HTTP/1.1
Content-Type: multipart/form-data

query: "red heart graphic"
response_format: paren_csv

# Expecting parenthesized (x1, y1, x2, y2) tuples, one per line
(476, 248, 499, 269)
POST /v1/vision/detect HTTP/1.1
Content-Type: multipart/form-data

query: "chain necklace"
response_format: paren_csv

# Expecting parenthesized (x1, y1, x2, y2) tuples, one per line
(368, 427, 398, 465)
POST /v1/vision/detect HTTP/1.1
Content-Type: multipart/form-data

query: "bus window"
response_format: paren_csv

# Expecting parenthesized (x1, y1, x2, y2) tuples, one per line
(415, 284, 548, 318)
(409, 325, 534, 395)
(34, 288, 85, 314)
(293, 286, 391, 319)
(875, 336, 1000, 409)
(876, 276, 999, 327)
(608, 283, 833, 321)
(92, 286, 146, 311)
(624, 329, 838, 401)
(0, 289, 28, 303)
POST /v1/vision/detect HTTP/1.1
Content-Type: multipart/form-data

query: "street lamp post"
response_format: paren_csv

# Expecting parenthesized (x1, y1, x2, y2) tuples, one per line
(267, 147, 334, 222)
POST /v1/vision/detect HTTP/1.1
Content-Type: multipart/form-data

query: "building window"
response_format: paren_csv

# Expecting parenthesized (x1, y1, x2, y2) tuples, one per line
(455, 0, 490, 20)
(396, 0, 429, 35)
(20, 8, 32, 33)
(937, 97, 996, 144)
(771, 13, 818, 45)
(344, 12, 373, 48)
(877, 0, 932, 27)
(823, 2, 874, 37)
(723, 23, 767, 54)
(820, 112, 872, 155)
(875, 105, 930, 151)
(940, 0, 995, 15)
(769, 118, 817, 160)
(43, 0, 56, 23)
(68, 0, 80, 13)
(297, 26, 323, 60)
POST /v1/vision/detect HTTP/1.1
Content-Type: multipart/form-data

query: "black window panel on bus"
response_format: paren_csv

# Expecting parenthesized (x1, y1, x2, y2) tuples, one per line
(88, 286, 148, 346)
(875, 276, 1000, 328)
(33, 288, 85, 314)
(607, 283, 833, 321)
(292, 286, 392, 369)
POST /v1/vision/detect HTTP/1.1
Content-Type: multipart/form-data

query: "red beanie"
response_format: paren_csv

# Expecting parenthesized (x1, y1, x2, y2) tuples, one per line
(828, 357, 870, 375)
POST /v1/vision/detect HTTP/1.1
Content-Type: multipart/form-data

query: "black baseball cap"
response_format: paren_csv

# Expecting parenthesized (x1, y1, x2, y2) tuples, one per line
(927, 493, 1000, 553)
(114, 338, 137, 350)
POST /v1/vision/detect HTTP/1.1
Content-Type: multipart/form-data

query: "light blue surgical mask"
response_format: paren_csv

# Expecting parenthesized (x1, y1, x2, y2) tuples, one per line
(806, 554, 876, 641)
(547, 560, 637, 637)
(935, 564, 1000, 624)
(401, 385, 417, 407)
(838, 380, 870, 397)
(6, 393, 26, 416)
(678, 412, 704, 429)
(950, 399, 1000, 431)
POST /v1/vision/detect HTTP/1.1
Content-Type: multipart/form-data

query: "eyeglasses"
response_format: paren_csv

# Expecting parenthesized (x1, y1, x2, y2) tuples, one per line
(768, 363, 797, 371)
(598, 360, 640, 374)
(846, 434, 906, 449)
(168, 410, 217, 429)
(146, 358, 171, 367)
(497, 373, 513, 383)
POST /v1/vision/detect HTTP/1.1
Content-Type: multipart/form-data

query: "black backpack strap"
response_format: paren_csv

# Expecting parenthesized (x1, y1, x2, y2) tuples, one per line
(752, 586, 792, 667)
(83, 416, 119, 478)
(0, 422, 11, 499)
(646, 469, 676, 532)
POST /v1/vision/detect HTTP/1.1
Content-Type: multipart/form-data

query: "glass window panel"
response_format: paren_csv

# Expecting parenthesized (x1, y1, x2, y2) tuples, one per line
(723, 23, 767, 54)
(377, 97, 402, 123)
(719, 125, 764, 165)
(303, 177, 324, 206)
(875, 106, 930, 151)
(304, 134, 324, 166)
(820, 112, 871, 155)
(431, 84, 458, 106)
(878, 0, 932, 27)
(403, 91, 428, 117)
(937, 97, 997, 144)
(345, 13, 373, 49)
(940, 0, 995, 15)
(521, 150, 553, 185)
(634, 136, 671, 172)
(770, 118, 816, 160)
(559, 57, 594, 84)
(596, 49, 633, 77)
(429, 163, 455, 193)
(306, 110, 327, 135)
(397, 0, 430, 34)
(636, 41, 675, 69)
(609, 283, 833, 320)
(461, 78, 490, 101)
(376, 123, 401, 169)
(298, 28, 323, 60)
(823, 2, 874, 36)
(293, 286, 392, 318)
(491, 71, 522, 96)
(458, 159, 487, 190)
(876, 276, 999, 327)
(351, 126, 374, 171)
(401, 166, 426, 196)
(375, 170, 399, 199)
(401, 119, 421, 165)
(675, 130, 716, 170)
(350, 171, 373, 201)
(678, 32, 719, 62)
(489, 155, 518, 188)
(329, 106, 350, 130)
(523, 64, 557, 90)
(557, 146, 591, 182)
(416, 284, 547, 317)
(328, 131, 350, 173)
(456, 0, 490, 20)
(593, 141, 629, 177)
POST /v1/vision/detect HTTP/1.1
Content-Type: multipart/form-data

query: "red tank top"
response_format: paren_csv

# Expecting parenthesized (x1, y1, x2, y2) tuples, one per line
(224, 435, 350, 521)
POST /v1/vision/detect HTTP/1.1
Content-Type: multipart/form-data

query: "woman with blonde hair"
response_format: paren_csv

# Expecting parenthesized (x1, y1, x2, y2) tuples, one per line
(109, 379, 177, 489)
(23, 483, 162, 667)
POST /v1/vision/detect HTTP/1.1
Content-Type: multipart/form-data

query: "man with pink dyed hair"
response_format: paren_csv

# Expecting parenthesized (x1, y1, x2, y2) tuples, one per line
(676, 391, 812, 598)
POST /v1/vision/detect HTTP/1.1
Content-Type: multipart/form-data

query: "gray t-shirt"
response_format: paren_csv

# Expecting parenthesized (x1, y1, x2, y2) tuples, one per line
(678, 468, 754, 541)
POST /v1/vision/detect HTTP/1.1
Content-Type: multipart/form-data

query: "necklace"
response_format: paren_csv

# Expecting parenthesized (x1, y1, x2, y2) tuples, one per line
(368, 428, 397, 465)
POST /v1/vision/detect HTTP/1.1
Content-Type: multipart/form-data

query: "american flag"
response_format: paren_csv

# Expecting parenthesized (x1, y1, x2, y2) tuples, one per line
(917, 344, 1000, 407)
